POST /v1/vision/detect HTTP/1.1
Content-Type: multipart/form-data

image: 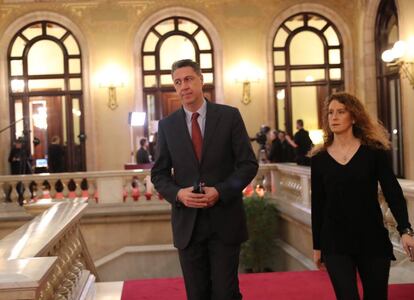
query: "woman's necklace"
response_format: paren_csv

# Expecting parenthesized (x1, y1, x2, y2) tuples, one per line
(337, 141, 358, 163)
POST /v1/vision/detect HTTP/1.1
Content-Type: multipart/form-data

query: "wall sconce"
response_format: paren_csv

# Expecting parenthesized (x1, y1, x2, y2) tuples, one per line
(98, 64, 126, 110)
(382, 40, 414, 88)
(233, 61, 263, 105)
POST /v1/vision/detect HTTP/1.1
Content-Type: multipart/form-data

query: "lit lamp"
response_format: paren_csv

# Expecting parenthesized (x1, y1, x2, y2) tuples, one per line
(128, 112, 146, 163)
(233, 61, 263, 105)
(381, 40, 414, 88)
(98, 64, 126, 110)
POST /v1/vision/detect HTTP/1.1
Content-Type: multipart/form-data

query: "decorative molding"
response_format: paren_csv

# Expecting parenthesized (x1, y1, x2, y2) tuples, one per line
(0, 5, 20, 19)
(61, 1, 98, 18)
(118, 0, 152, 17)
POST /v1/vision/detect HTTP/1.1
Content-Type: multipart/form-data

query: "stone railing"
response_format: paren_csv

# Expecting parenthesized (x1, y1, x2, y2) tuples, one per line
(256, 163, 414, 258)
(0, 200, 97, 299)
(0, 169, 158, 206)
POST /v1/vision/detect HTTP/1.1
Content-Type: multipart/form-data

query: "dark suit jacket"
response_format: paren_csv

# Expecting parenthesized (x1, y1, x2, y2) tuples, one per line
(136, 147, 150, 164)
(151, 101, 258, 249)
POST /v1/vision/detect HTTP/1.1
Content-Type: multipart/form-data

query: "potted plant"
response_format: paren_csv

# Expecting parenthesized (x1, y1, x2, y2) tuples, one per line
(240, 193, 278, 273)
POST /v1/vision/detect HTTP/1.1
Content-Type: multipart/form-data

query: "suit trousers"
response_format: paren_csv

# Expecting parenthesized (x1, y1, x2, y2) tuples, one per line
(178, 209, 243, 300)
(324, 253, 391, 300)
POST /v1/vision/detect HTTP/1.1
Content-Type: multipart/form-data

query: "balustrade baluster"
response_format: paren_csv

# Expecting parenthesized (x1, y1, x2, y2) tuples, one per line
(62, 180, 70, 199)
(138, 177, 147, 201)
(49, 179, 57, 199)
(123, 178, 133, 202)
(75, 179, 83, 198)
(0, 182, 6, 202)
(87, 179, 96, 203)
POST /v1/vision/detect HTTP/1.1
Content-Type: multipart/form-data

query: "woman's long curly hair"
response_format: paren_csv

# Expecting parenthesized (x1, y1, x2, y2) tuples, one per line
(317, 92, 391, 152)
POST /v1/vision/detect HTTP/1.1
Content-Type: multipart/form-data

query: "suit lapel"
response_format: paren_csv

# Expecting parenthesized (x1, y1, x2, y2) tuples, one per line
(201, 102, 220, 165)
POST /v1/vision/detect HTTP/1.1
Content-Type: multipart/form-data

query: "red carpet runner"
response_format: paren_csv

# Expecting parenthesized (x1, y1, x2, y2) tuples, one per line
(121, 271, 414, 300)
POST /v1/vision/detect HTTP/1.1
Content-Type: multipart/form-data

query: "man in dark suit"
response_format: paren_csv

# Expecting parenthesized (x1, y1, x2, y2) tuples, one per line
(136, 138, 150, 163)
(286, 119, 313, 166)
(151, 59, 258, 300)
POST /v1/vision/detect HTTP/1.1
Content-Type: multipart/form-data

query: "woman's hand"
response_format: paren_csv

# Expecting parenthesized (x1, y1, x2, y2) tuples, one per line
(313, 250, 326, 270)
(401, 234, 414, 262)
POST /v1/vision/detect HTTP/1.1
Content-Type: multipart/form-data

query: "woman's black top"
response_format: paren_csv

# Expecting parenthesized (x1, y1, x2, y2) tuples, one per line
(311, 144, 411, 259)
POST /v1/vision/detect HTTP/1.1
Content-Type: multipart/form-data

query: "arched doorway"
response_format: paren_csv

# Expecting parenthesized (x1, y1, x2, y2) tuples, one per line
(7, 21, 86, 173)
(141, 16, 215, 134)
(375, 0, 404, 177)
(272, 13, 344, 139)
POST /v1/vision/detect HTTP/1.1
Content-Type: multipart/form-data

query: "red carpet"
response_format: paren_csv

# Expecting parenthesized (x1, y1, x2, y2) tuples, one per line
(121, 271, 414, 300)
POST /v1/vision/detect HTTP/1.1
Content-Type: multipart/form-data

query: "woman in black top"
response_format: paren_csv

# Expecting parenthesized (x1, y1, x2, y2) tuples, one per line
(311, 92, 414, 300)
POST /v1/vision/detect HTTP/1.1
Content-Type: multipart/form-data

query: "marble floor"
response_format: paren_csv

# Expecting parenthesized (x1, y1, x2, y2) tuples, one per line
(95, 281, 123, 300)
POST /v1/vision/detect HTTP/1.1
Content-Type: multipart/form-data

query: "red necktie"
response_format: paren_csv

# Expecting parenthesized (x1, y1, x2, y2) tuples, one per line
(191, 112, 203, 161)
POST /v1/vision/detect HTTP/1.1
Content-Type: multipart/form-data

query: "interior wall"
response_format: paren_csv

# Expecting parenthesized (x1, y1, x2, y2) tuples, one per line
(0, 0, 386, 172)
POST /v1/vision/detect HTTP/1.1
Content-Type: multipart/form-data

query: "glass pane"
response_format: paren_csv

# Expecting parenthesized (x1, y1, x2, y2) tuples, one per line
(160, 35, 196, 70)
(11, 60, 23, 76)
(14, 100, 24, 139)
(274, 71, 286, 83)
(388, 24, 398, 45)
(285, 15, 304, 31)
(46, 23, 66, 39)
(308, 15, 327, 30)
(160, 74, 173, 85)
(143, 55, 156, 70)
(291, 69, 325, 82)
(62, 97, 67, 144)
(276, 89, 286, 131)
(324, 26, 339, 46)
(63, 35, 80, 55)
(28, 40, 64, 75)
(329, 68, 341, 80)
(200, 53, 212, 68)
(146, 94, 156, 121)
(22, 24, 42, 40)
(329, 49, 341, 64)
(144, 75, 156, 88)
(69, 59, 81, 73)
(273, 51, 285, 66)
(290, 31, 324, 65)
(70, 78, 82, 90)
(274, 28, 289, 47)
(143, 32, 159, 52)
(203, 73, 213, 84)
(11, 79, 25, 93)
(28, 79, 65, 91)
(29, 99, 48, 159)
(291, 86, 319, 133)
(72, 98, 81, 145)
(178, 19, 198, 34)
(155, 19, 175, 35)
(194, 30, 211, 50)
(11, 36, 26, 57)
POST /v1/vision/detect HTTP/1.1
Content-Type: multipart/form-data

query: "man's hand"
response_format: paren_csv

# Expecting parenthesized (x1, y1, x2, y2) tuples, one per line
(177, 187, 208, 208)
(203, 187, 219, 208)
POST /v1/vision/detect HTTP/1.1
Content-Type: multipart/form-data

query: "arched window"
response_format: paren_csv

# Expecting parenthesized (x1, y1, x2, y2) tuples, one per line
(375, 0, 403, 177)
(141, 16, 215, 129)
(8, 21, 85, 172)
(272, 13, 344, 137)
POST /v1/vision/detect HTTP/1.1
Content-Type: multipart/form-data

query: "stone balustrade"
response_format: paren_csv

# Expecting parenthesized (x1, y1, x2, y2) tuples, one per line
(256, 162, 414, 261)
(0, 201, 97, 300)
(0, 169, 157, 206)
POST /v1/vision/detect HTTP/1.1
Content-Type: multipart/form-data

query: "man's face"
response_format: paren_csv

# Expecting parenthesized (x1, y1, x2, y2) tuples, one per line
(172, 66, 204, 107)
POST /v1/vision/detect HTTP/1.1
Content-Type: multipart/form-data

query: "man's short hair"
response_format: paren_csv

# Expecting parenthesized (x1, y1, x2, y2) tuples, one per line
(171, 59, 202, 76)
(140, 138, 147, 147)
(296, 119, 304, 127)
